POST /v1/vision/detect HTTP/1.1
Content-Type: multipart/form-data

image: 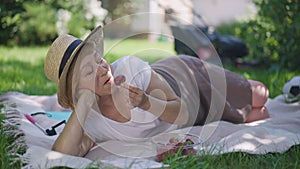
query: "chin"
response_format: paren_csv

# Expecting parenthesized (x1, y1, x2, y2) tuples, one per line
(99, 85, 114, 96)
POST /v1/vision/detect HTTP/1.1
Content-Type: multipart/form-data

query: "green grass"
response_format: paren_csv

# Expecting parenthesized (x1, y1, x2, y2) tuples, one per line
(0, 46, 56, 95)
(225, 66, 299, 98)
(0, 39, 175, 95)
(163, 147, 300, 169)
(0, 40, 300, 169)
(0, 105, 25, 169)
(104, 38, 176, 63)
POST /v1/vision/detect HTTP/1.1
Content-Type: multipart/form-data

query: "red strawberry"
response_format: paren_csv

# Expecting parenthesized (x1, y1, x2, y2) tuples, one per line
(175, 142, 184, 147)
(156, 136, 198, 161)
(114, 75, 126, 86)
(185, 138, 194, 144)
(182, 147, 189, 155)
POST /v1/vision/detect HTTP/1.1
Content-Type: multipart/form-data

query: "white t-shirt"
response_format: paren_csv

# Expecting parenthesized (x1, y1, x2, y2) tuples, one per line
(83, 56, 178, 143)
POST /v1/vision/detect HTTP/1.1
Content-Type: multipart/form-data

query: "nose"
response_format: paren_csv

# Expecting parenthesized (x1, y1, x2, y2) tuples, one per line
(95, 63, 108, 77)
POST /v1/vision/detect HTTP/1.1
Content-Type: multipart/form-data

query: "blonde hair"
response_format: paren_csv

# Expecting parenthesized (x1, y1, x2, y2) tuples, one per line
(66, 49, 81, 110)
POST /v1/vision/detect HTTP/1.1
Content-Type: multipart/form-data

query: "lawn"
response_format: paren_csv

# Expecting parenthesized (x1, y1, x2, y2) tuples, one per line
(0, 39, 175, 95)
(0, 39, 299, 169)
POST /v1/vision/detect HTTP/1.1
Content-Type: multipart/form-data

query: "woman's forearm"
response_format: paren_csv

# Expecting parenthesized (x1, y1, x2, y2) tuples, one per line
(140, 94, 189, 125)
(52, 112, 94, 156)
(52, 89, 95, 156)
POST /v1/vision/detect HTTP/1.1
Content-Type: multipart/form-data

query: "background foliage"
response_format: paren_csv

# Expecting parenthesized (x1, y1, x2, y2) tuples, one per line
(0, 0, 25, 45)
(101, 0, 140, 22)
(1, 0, 299, 70)
(17, 2, 57, 45)
(217, 0, 299, 71)
(0, 0, 102, 45)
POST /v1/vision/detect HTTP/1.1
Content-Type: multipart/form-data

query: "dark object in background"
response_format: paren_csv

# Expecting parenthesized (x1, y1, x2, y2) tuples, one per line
(173, 25, 249, 66)
(155, 1, 254, 67)
(215, 34, 249, 61)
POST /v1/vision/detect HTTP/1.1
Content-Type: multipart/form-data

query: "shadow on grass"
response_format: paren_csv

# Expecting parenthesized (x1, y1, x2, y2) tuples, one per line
(0, 59, 57, 95)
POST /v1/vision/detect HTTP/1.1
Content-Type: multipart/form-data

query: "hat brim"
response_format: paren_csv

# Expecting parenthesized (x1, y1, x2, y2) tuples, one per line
(57, 25, 103, 108)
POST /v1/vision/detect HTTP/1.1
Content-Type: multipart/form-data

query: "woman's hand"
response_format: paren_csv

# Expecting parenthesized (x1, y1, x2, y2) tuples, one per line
(119, 70, 189, 125)
(120, 83, 150, 110)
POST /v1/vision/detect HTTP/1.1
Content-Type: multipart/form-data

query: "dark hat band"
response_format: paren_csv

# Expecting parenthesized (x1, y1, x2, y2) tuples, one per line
(58, 39, 82, 78)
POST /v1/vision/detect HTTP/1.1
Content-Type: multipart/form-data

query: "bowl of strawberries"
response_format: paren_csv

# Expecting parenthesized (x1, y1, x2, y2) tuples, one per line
(151, 133, 201, 162)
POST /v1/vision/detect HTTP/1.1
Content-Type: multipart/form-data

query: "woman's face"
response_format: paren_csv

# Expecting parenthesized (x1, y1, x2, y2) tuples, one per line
(75, 43, 114, 96)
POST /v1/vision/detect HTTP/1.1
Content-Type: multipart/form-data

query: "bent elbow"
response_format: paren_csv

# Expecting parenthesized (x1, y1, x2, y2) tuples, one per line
(176, 101, 189, 125)
(174, 110, 189, 125)
(52, 142, 82, 156)
(52, 144, 71, 155)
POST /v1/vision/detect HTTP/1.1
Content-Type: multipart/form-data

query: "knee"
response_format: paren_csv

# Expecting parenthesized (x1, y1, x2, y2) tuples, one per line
(248, 80, 269, 107)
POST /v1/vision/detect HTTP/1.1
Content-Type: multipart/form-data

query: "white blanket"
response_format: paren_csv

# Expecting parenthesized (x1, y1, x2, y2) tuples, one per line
(1, 92, 300, 169)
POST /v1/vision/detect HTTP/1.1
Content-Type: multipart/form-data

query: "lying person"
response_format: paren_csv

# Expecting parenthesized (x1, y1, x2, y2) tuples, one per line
(44, 25, 269, 156)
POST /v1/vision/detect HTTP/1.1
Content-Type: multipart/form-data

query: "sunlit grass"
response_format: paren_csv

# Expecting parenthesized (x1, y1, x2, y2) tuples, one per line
(104, 38, 176, 63)
(0, 39, 175, 95)
(163, 146, 300, 169)
(225, 66, 298, 98)
(0, 46, 56, 95)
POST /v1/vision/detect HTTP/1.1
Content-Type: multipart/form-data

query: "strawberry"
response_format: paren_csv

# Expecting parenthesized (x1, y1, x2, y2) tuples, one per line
(156, 136, 197, 162)
(185, 138, 194, 144)
(114, 75, 126, 86)
(175, 142, 184, 147)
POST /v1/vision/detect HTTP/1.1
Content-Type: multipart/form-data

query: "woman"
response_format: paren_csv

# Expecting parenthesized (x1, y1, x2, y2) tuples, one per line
(44, 25, 269, 156)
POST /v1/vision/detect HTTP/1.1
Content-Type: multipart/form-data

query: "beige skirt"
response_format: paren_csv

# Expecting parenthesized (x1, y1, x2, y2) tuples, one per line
(151, 55, 252, 127)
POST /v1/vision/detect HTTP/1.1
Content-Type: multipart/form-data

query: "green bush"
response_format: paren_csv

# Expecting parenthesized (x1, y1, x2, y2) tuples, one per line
(16, 2, 57, 45)
(217, 0, 300, 71)
(0, 0, 25, 45)
(65, 0, 96, 38)
(1, 0, 103, 46)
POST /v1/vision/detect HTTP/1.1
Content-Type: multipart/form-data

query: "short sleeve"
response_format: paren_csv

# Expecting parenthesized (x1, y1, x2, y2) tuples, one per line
(112, 56, 152, 90)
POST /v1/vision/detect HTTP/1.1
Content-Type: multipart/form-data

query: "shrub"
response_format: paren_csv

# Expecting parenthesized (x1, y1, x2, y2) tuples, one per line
(16, 2, 57, 45)
(1, 0, 104, 46)
(217, 0, 300, 71)
(0, 0, 25, 45)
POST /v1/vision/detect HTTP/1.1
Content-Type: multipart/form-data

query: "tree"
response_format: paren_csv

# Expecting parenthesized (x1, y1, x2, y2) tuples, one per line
(101, 0, 141, 23)
(1, 0, 104, 45)
(16, 1, 57, 45)
(238, 0, 299, 70)
(254, 0, 299, 71)
(217, 0, 299, 70)
(0, 0, 26, 45)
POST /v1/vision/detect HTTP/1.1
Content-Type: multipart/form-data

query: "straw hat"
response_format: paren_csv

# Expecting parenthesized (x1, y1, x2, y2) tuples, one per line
(44, 25, 103, 108)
